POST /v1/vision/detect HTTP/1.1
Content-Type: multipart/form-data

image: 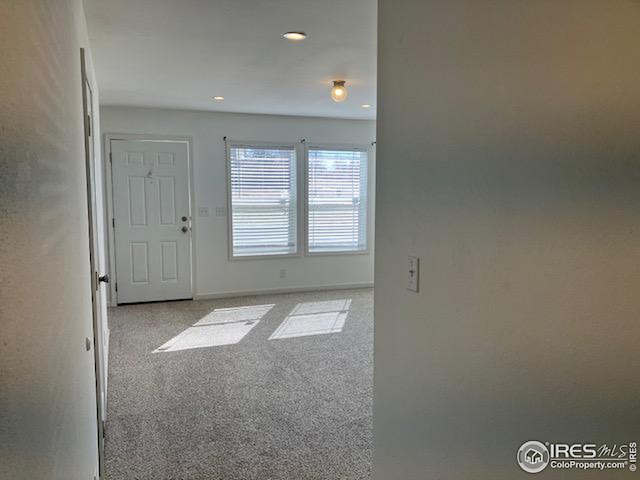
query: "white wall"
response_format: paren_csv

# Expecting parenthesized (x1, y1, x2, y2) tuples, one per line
(0, 0, 101, 478)
(374, 1, 640, 479)
(100, 107, 376, 301)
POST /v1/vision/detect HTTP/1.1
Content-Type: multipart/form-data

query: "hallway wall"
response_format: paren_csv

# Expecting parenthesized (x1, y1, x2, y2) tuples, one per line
(0, 1, 101, 478)
(374, 1, 640, 478)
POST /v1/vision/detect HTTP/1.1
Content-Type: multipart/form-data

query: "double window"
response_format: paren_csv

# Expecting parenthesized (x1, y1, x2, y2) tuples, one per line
(227, 142, 369, 258)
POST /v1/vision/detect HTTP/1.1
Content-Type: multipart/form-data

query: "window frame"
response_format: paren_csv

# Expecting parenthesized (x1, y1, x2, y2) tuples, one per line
(226, 140, 302, 260)
(303, 143, 372, 257)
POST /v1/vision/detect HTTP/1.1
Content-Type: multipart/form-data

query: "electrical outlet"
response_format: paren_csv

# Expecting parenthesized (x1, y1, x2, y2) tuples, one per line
(407, 256, 419, 292)
(198, 207, 210, 217)
(279, 269, 287, 279)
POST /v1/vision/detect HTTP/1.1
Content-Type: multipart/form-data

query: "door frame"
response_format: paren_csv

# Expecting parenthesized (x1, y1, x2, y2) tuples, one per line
(80, 48, 106, 479)
(105, 134, 196, 305)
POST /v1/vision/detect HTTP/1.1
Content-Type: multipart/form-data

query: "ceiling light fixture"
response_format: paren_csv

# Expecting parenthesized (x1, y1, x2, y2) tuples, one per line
(331, 80, 347, 103)
(361, 104, 371, 108)
(283, 31, 307, 41)
(213, 96, 224, 101)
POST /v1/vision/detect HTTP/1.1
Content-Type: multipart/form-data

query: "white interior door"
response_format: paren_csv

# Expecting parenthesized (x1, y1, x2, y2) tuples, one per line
(111, 139, 192, 304)
(81, 48, 106, 478)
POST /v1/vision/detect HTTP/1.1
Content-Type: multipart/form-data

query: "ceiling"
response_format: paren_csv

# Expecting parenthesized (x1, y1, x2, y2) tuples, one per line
(84, 0, 377, 120)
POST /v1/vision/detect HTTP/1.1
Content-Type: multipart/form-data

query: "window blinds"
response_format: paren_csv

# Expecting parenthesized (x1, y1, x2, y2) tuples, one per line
(229, 145, 297, 257)
(307, 148, 368, 253)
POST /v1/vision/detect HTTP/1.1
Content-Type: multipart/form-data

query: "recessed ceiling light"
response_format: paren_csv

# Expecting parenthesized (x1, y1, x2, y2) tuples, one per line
(283, 31, 307, 41)
(213, 96, 224, 101)
(361, 104, 372, 108)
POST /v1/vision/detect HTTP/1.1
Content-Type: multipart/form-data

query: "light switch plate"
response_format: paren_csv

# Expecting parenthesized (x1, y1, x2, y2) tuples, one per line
(198, 207, 210, 217)
(407, 256, 419, 292)
(215, 206, 226, 217)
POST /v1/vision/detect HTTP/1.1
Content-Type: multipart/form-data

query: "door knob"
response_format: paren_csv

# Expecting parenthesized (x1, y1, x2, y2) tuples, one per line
(98, 274, 109, 284)
(182, 216, 188, 222)
(181, 226, 189, 233)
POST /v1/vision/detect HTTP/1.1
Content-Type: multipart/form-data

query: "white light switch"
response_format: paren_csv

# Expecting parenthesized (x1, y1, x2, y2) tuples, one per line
(198, 207, 210, 217)
(215, 206, 226, 217)
(407, 256, 419, 292)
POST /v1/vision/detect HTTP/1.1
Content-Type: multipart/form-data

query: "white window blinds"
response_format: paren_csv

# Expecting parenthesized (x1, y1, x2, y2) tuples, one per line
(307, 147, 368, 253)
(229, 145, 297, 257)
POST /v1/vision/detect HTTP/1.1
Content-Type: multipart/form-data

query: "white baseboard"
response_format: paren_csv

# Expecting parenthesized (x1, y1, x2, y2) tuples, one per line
(193, 282, 374, 301)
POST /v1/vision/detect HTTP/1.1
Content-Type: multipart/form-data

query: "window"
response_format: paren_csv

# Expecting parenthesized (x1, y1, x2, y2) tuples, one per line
(306, 147, 368, 253)
(228, 144, 297, 257)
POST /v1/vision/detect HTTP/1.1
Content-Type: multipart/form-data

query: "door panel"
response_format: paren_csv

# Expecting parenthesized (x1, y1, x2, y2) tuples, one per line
(158, 177, 176, 225)
(81, 48, 106, 477)
(112, 140, 192, 304)
(130, 242, 149, 283)
(128, 176, 147, 226)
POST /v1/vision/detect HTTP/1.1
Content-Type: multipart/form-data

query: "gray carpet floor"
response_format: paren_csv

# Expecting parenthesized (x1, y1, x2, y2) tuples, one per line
(104, 288, 373, 480)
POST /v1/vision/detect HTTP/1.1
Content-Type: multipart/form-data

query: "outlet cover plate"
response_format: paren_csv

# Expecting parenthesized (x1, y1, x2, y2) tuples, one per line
(407, 256, 419, 292)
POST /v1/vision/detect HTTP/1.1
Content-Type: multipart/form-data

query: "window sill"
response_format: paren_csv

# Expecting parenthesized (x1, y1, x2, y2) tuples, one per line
(229, 252, 301, 261)
(304, 249, 370, 257)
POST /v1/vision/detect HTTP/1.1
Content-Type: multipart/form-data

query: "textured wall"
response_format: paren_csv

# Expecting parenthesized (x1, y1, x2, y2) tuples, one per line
(374, 1, 640, 478)
(100, 107, 376, 300)
(0, 0, 100, 478)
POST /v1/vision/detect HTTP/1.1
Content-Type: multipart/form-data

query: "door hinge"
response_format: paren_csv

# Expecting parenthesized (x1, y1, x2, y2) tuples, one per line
(112, 218, 115, 228)
(115, 282, 118, 292)
(87, 115, 91, 137)
(109, 152, 113, 163)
